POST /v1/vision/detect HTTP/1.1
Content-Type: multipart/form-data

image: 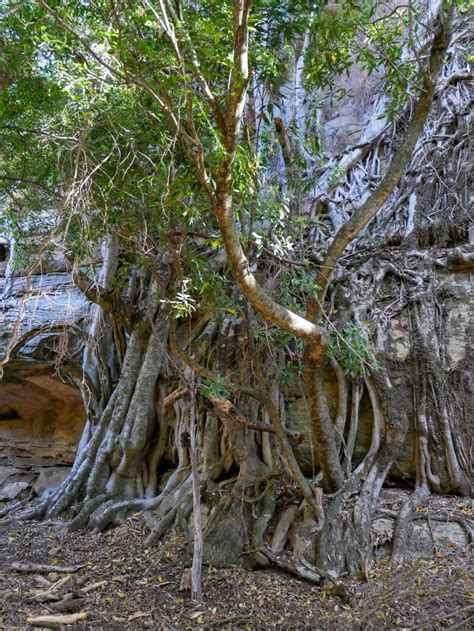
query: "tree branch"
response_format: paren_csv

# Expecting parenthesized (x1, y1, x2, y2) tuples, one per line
(204, 391, 304, 445)
(169, 329, 260, 400)
(72, 269, 115, 312)
(310, 2, 453, 318)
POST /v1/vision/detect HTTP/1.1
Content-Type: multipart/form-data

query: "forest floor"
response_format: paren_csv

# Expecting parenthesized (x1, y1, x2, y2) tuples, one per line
(0, 497, 472, 630)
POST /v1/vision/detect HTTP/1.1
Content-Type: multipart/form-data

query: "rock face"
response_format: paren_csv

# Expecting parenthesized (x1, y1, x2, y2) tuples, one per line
(0, 365, 85, 498)
(0, 266, 88, 355)
(0, 369, 85, 461)
(1, 262, 87, 498)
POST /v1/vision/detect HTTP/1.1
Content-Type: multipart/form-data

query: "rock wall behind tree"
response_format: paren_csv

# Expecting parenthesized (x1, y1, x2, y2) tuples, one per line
(0, 263, 87, 499)
(284, 267, 473, 482)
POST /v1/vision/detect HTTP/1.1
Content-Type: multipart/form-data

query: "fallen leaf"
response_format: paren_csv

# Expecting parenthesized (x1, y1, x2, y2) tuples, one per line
(190, 611, 205, 620)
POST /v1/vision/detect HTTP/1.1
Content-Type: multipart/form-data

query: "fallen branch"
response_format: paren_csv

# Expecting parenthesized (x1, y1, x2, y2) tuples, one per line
(26, 612, 89, 628)
(32, 579, 105, 610)
(79, 580, 107, 594)
(9, 562, 85, 574)
(31, 575, 72, 602)
(259, 547, 321, 584)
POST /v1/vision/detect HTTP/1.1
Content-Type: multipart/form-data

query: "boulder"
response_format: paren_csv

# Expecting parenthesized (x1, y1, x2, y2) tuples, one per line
(33, 467, 71, 495)
(0, 472, 35, 500)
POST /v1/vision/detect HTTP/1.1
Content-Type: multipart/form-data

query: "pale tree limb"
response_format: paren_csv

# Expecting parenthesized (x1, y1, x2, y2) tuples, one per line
(189, 378, 203, 604)
(27, 613, 89, 628)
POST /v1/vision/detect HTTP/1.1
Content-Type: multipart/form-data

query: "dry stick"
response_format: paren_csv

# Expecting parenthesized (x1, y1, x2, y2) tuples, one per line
(189, 379, 203, 604)
(31, 576, 72, 602)
(163, 385, 189, 408)
(8, 562, 85, 573)
(204, 390, 304, 444)
(26, 612, 89, 629)
(79, 579, 108, 594)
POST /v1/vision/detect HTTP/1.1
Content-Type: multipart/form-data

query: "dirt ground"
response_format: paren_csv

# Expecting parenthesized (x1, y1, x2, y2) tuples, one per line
(0, 500, 472, 630)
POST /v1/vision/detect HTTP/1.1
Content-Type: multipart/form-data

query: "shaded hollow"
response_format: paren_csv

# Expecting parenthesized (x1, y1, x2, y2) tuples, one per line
(0, 362, 86, 500)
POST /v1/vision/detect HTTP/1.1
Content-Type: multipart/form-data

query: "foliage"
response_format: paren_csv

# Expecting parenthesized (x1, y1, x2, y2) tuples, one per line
(0, 0, 439, 351)
(304, 1, 420, 120)
(161, 279, 197, 319)
(201, 375, 231, 400)
(327, 322, 379, 379)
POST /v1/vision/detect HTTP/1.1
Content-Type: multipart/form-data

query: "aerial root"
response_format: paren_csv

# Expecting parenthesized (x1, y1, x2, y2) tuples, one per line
(0, 498, 34, 519)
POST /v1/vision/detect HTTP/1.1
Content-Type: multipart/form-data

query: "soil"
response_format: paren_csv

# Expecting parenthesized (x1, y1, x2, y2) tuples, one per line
(0, 498, 472, 630)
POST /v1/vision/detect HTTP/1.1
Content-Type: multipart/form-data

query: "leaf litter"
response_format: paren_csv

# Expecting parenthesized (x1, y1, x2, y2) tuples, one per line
(0, 497, 472, 630)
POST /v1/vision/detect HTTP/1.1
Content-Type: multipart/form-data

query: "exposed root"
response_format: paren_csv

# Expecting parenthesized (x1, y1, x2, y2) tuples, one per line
(271, 503, 298, 554)
(391, 486, 431, 566)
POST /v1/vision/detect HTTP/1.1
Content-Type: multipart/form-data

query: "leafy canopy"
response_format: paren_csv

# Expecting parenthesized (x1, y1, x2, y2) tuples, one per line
(1, 0, 423, 314)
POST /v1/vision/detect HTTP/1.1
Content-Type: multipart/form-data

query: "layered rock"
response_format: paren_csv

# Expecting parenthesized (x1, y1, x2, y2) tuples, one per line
(0, 263, 87, 499)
